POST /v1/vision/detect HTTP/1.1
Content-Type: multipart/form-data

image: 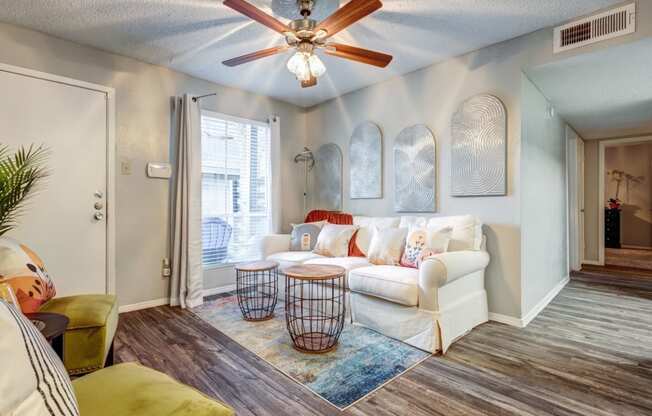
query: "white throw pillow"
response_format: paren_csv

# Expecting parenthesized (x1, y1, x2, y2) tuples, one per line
(366, 227, 408, 265)
(0, 300, 80, 416)
(312, 224, 358, 257)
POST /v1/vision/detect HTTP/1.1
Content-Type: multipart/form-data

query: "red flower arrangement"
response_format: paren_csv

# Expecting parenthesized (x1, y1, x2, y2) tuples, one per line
(607, 198, 622, 210)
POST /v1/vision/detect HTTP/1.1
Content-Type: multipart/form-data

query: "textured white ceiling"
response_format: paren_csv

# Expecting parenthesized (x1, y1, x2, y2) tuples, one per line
(0, 0, 621, 107)
(528, 37, 652, 140)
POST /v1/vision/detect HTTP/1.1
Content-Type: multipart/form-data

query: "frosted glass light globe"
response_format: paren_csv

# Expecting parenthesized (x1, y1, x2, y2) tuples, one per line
(308, 54, 326, 78)
(287, 52, 305, 74)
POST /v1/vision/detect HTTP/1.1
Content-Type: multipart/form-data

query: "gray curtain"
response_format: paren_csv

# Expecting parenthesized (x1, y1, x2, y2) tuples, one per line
(170, 94, 203, 308)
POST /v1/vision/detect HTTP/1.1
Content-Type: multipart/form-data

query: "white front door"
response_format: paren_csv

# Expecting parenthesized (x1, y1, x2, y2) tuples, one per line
(0, 67, 111, 296)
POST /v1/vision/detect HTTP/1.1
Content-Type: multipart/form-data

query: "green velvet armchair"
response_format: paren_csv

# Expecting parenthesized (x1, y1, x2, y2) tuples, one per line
(74, 362, 234, 416)
(40, 293, 118, 375)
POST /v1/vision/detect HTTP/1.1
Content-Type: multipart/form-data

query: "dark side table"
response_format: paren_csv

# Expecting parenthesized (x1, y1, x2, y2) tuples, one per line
(26, 312, 69, 360)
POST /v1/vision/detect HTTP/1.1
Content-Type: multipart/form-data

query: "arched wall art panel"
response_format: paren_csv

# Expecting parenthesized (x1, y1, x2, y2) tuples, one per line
(315, 143, 343, 210)
(394, 125, 436, 212)
(350, 121, 383, 199)
(451, 94, 507, 196)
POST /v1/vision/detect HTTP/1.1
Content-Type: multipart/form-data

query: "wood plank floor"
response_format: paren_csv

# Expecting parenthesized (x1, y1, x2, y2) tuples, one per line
(115, 278, 652, 415)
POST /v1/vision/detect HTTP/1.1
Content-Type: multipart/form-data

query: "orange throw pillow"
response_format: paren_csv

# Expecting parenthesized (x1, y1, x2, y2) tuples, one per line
(0, 237, 56, 313)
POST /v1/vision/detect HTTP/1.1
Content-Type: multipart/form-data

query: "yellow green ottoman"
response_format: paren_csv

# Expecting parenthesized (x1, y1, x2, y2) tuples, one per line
(73, 362, 234, 416)
(40, 294, 118, 375)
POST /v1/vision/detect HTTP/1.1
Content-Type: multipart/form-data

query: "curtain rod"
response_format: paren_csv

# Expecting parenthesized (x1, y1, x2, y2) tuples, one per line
(192, 93, 217, 102)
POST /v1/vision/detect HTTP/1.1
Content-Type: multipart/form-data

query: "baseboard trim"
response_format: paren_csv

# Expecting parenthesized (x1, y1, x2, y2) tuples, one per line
(621, 244, 652, 250)
(582, 260, 602, 266)
(488, 312, 524, 328)
(521, 275, 570, 327)
(203, 284, 236, 297)
(489, 276, 569, 328)
(119, 297, 169, 313)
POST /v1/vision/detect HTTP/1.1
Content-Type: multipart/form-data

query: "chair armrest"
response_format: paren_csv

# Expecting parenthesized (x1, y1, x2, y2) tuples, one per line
(259, 234, 291, 259)
(418, 250, 490, 311)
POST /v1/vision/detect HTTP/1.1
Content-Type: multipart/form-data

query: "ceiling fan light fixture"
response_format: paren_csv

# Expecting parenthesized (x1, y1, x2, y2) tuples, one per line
(308, 54, 326, 78)
(287, 51, 326, 82)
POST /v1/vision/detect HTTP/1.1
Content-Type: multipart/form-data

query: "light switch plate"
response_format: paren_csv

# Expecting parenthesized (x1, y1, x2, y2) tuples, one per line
(121, 160, 132, 175)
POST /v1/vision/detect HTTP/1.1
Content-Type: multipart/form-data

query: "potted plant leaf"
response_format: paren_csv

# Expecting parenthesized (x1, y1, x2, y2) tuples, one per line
(0, 144, 48, 236)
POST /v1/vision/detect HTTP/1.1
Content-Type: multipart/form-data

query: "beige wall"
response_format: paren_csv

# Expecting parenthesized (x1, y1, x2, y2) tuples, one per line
(302, 3, 652, 319)
(305, 35, 536, 318)
(0, 22, 307, 307)
(520, 76, 568, 315)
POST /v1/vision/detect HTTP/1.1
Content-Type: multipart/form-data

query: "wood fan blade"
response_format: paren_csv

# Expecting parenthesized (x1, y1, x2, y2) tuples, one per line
(316, 0, 382, 38)
(223, 0, 290, 34)
(301, 76, 317, 88)
(325, 43, 392, 67)
(222, 45, 289, 66)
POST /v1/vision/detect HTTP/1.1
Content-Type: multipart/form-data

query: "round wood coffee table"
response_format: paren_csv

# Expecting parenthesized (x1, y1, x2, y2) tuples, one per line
(235, 260, 279, 321)
(25, 312, 69, 360)
(283, 264, 346, 353)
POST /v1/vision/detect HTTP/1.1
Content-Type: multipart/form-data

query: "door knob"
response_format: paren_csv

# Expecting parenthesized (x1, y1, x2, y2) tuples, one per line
(94, 212, 104, 221)
(94, 202, 104, 210)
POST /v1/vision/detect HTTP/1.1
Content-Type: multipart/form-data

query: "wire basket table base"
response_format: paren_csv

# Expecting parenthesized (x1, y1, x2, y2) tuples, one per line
(235, 261, 279, 322)
(283, 265, 346, 353)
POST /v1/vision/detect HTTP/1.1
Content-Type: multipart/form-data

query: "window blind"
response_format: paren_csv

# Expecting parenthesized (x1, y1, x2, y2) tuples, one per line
(201, 111, 272, 266)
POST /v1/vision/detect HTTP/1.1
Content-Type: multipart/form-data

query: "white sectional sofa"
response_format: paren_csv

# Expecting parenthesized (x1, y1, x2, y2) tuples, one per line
(260, 215, 490, 354)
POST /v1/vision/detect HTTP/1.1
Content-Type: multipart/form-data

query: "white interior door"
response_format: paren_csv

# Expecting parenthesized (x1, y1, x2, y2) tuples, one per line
(0, 67, 111, 296)
(567, 127, 586, 271)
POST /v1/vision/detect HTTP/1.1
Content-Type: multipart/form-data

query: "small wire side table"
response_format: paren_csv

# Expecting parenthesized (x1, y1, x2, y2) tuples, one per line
(235, 260, 279, 321)
(283, 265, 346, 353)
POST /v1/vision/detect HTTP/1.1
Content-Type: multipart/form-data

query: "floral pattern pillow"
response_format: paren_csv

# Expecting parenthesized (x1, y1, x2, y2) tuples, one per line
(400, 226, 453, 268)
(0, 237, 56, 313)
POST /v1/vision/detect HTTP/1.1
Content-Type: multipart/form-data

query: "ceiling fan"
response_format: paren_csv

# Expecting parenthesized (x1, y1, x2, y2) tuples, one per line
(221, 0, 393, 88)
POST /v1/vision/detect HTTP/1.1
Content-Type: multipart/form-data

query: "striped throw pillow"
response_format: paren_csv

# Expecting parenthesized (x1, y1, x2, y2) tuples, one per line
(0, 300, 79, 416)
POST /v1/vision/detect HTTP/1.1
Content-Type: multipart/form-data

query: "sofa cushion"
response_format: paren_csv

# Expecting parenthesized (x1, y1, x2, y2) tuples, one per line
(352, 216, 400, 256)
(304, 256, 372, 288)
(268, 251, 324, 264)
(348, 266, 419, 306)
(267, 251, 325, 271)
(73, 362, 233, 416)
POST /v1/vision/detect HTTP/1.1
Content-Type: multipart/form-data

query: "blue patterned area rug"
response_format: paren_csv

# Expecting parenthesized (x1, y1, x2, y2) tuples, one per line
(192, 294, 430, 410)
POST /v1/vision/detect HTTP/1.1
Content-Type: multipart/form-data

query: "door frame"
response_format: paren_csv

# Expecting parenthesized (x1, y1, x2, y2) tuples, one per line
(598, 135, 652, 265)
(567, 126, 585, 271)
(0, 62, 116, 294)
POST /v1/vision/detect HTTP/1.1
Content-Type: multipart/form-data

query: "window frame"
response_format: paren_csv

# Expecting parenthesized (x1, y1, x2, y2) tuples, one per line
(200, 109, 273, 270)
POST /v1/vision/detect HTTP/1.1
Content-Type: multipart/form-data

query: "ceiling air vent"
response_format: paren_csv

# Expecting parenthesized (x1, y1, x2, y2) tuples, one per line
(554, 3, 636, 53)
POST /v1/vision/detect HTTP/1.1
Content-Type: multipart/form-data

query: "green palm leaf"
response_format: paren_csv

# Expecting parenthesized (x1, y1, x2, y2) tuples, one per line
(0, 144, 49, 236)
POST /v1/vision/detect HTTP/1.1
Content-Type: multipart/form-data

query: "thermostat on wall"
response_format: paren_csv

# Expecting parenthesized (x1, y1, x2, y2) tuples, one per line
(147, 162, 172, 179)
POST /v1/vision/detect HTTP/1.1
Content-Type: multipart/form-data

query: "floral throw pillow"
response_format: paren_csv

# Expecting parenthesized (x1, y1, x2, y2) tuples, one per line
(400, 226, 453, 268)
(0, 237, 56, 313)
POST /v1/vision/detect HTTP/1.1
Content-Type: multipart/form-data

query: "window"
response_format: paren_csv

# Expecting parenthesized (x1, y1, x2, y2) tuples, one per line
(201, 111, 272, 267)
